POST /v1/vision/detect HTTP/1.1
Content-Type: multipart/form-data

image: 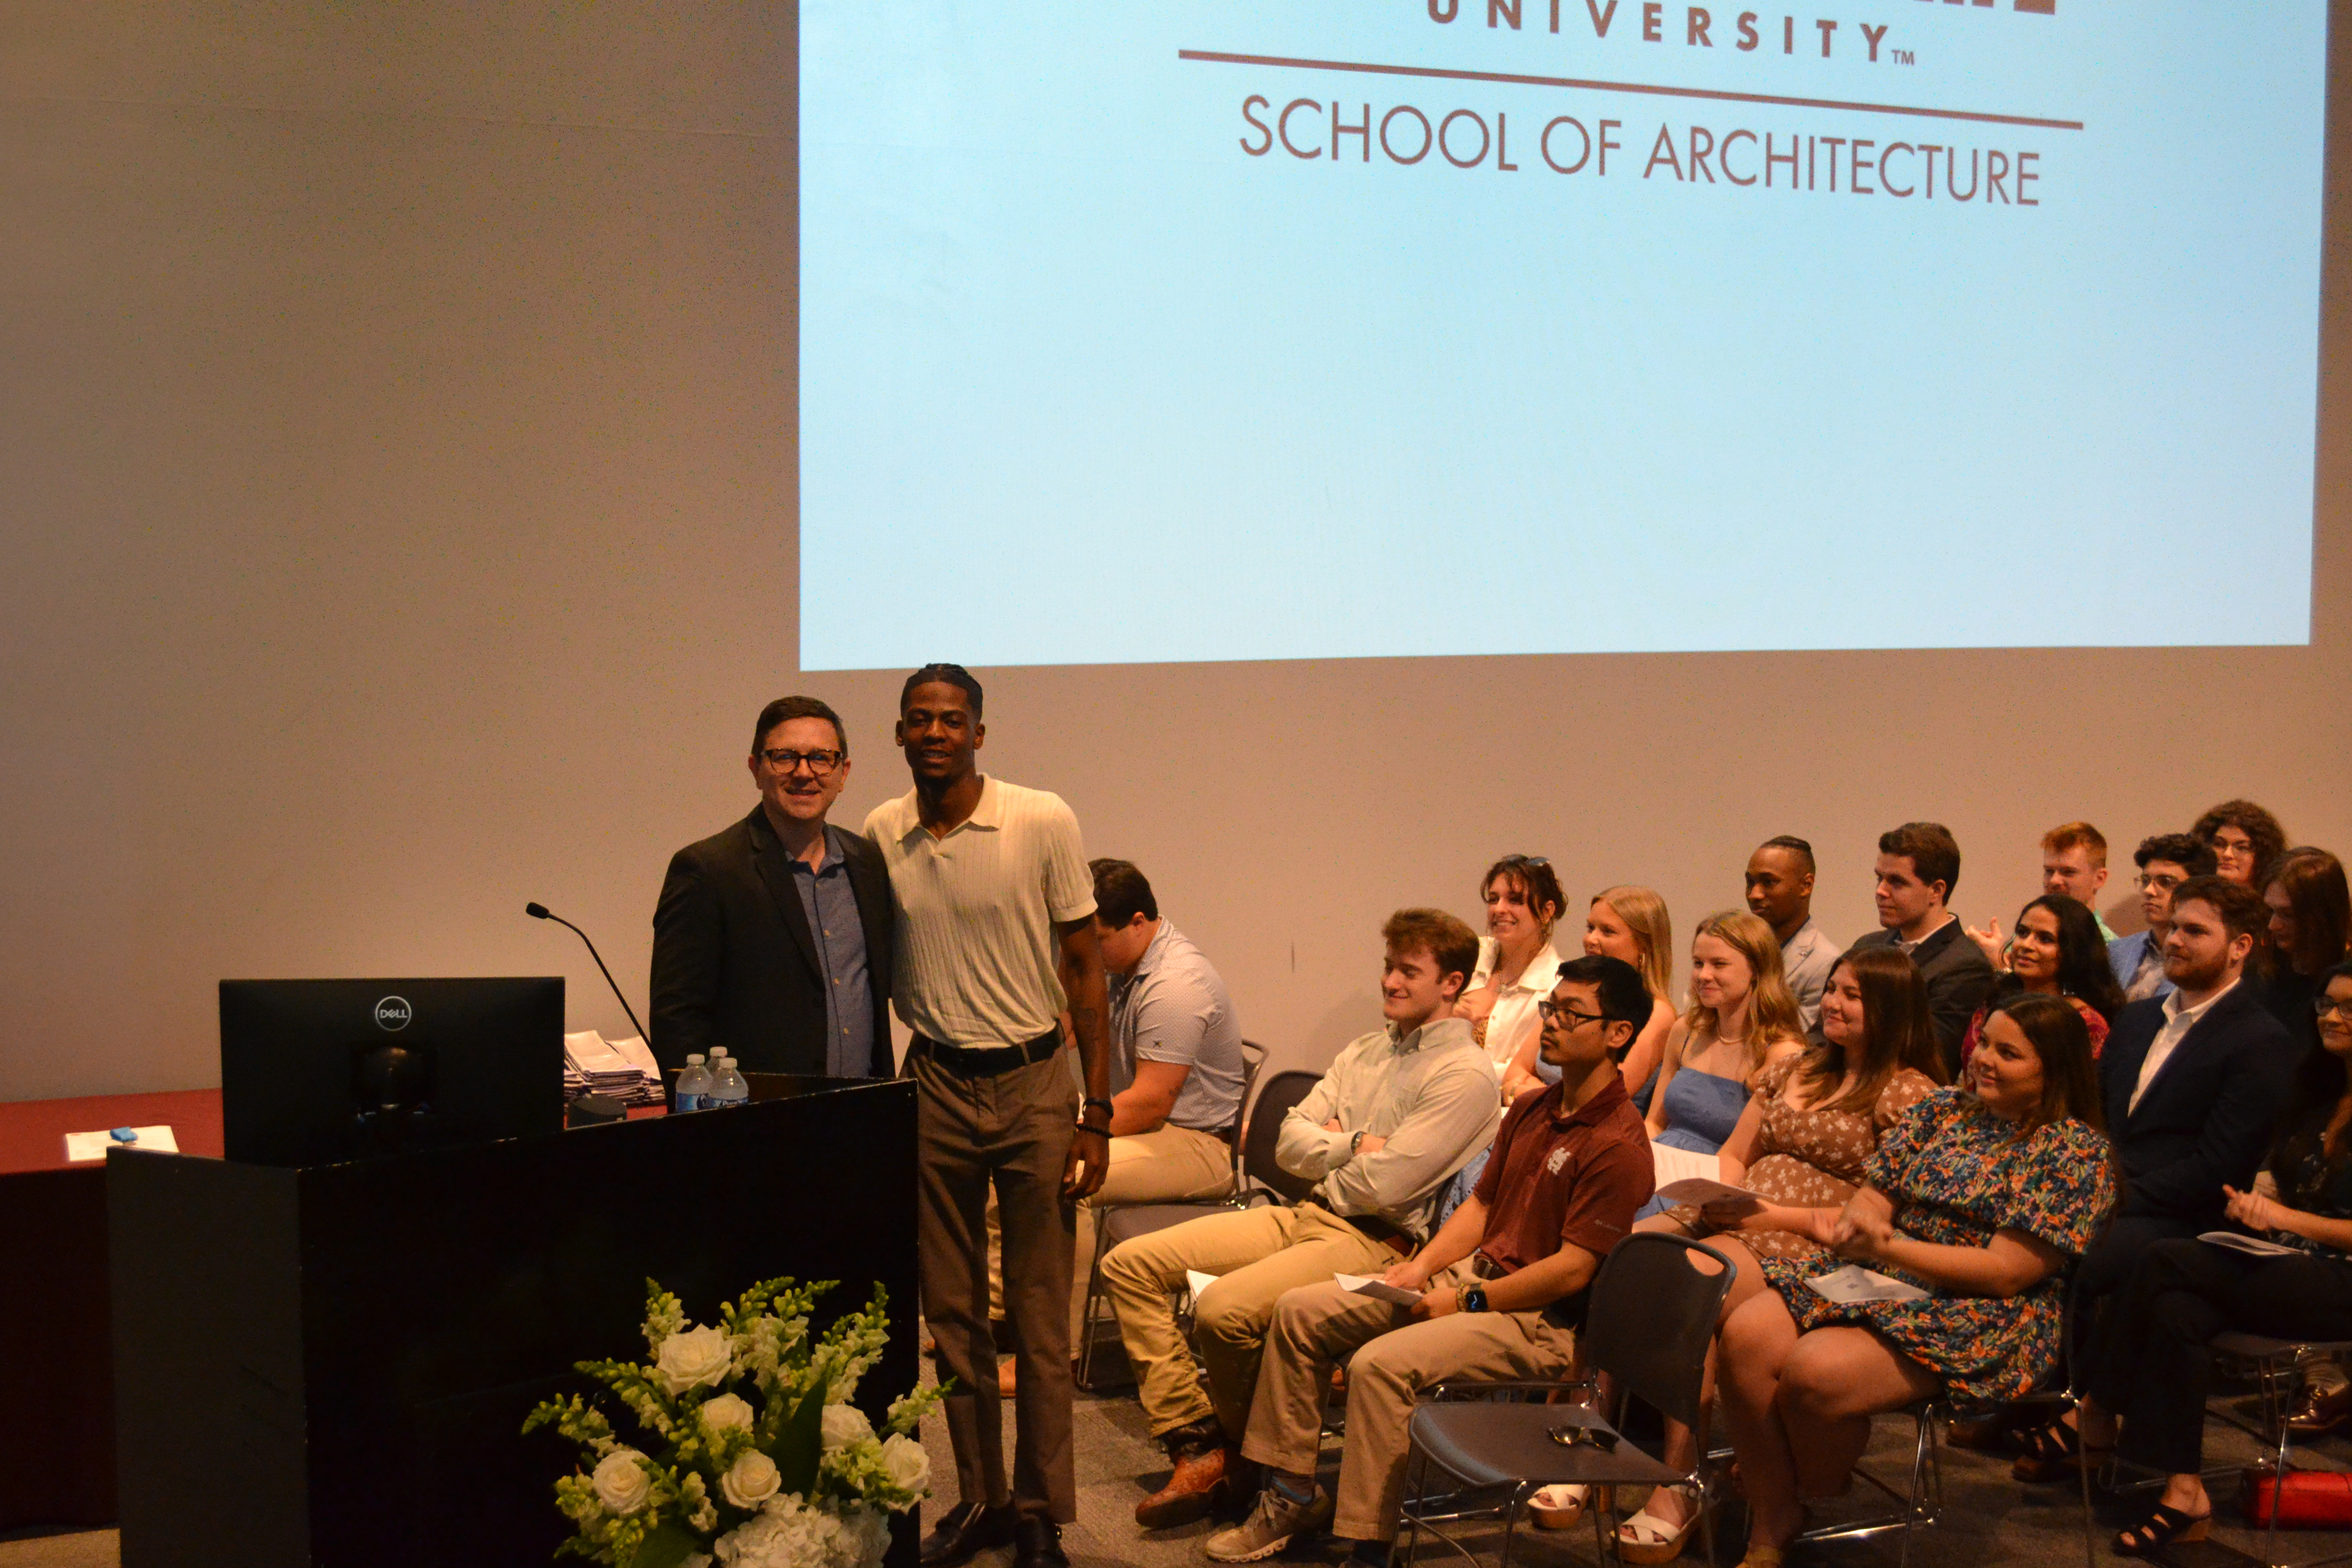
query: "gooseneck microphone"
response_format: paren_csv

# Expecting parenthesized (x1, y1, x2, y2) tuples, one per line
(525, 902, 652, 1046)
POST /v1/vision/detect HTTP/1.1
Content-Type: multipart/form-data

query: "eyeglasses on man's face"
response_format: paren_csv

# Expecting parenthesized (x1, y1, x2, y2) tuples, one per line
(2136, 873, 2185, 892)
(1536, 999, 1607, 1030)
(760, 747, 844, 776)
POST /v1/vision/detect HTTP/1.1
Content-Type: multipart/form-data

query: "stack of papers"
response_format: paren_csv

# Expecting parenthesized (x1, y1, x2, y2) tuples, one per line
(2199, 1231, 2306, 1259)
(563, 1031, 666, 1109)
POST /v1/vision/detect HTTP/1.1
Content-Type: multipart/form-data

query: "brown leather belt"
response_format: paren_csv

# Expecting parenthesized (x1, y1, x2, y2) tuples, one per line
(914, 1031, 1062, 1076)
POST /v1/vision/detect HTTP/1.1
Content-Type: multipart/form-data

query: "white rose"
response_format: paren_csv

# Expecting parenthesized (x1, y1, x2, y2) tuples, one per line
(879, 1433, 929, 1497)
(721, 1449, 782, 1510)
(656, 1324, 733, 1395)
(591, 1449, 651, 1515)
(820, 1402, 874, 1452)
(701, 1392, 755, 1433)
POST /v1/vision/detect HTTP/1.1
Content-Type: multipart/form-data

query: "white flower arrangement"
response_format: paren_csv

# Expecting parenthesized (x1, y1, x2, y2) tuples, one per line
(524, 1278, 940, 1568)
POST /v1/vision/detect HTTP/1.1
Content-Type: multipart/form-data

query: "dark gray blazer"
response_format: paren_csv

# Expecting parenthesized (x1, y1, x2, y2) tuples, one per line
(649, 808, 896, 1077)
(1848, 918, 1998, 1077)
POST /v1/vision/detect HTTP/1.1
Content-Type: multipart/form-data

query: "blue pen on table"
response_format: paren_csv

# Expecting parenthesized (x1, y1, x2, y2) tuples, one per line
(109, 1128, 138, 1144)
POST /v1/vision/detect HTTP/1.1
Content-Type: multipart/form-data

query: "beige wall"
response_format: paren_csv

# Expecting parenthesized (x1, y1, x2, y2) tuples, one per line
(3, 2, 2347, 1102)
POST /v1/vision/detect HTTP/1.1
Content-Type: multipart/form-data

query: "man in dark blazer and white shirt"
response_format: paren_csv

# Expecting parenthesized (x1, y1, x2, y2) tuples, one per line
(650, 696, 896, 1079)
(2081, 874, 2296, 1301)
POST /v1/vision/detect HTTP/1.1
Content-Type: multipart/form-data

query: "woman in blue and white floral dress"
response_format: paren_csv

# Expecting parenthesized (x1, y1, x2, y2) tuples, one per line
(1707, 991, 2115, 1568)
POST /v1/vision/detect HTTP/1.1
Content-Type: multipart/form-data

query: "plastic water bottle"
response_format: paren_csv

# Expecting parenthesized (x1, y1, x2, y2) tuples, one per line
(709, 1053, 749, 1109)
(675, 1054, 713, 1114)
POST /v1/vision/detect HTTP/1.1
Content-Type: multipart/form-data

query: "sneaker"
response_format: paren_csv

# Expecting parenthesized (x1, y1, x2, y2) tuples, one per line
(1204, 1480, 1334, 1562)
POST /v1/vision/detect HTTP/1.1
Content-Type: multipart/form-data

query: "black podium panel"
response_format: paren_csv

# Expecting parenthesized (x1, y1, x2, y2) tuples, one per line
(110, 1079, 918, 1568)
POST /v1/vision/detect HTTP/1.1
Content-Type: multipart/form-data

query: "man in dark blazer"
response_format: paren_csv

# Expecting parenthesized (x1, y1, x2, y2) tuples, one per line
(650, 695, 896, 1078)
(1847, 821, 1998, 1075)
(2082, 874, 2297, 1302)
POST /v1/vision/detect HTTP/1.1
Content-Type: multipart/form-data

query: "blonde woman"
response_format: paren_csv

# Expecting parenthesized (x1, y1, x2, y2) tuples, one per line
(1550, 886, 1676, 1113)
(1639, 912, 1808, 1216)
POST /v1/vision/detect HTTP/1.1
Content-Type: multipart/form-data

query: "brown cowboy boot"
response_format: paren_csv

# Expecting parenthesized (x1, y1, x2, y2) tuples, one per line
(1136, 1419, 1243, 1528)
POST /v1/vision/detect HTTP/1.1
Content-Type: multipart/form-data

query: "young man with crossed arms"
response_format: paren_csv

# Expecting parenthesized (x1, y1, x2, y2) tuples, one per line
(1205, 954, 1656, 1566)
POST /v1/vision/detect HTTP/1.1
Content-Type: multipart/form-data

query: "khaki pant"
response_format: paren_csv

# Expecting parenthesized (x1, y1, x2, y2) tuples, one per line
(914, 1047, 1079, 1524)
(985, 1122, 1237, 1339)
(1098, 1201, 1399, 1440)
(1072, 1123, 1236, 1342)
(1241, 1275, 1580, 1544)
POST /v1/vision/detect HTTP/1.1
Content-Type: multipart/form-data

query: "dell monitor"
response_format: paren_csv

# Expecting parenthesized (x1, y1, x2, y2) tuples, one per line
(220, 977, 565, 1166)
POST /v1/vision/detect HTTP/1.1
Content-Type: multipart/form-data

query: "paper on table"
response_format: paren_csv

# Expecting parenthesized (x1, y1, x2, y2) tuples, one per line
(64, 1125, 180, 1163)
(2199, 1230, 2306, 1259)
(605, 1035, 660, 1076)
(1654, 1177, 1766, 1209)
(1651, 1141, 1722, 1188)
(1334, 1272, 1423, 1307)
(1806, 1264, 1930, 1305)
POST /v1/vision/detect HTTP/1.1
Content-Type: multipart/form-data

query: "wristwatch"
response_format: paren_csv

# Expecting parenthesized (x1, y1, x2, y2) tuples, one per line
(1349, 1129, 1367, 1158)
(1461, 1285, 1490, 1313)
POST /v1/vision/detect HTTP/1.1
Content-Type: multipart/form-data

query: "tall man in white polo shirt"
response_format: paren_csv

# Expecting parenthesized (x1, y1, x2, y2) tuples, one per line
(865, 665, 1111, 1568)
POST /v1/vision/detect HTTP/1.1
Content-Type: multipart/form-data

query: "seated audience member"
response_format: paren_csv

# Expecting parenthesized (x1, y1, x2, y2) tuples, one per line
(2078, 959, 2352, 1555)
(2041, 821, 2119, 941)
(1958, 895, 2128, 1064)
(1200, 957, 1656, 1567)
(2260, 848, 2351, 1056)
(1850, 822, 1999, 1074)
(2014, 874, 2299, 1479)
(1615, 945, 1945, 1559)
(1100, 910, 1500, 1529)
(1458, 854, 1568, 1105)
(1071, 859, 1249, 1346)
(2107, 834, 2218, 1003)
(1567, 885, 1678, 1112)
(1746, 836, 1838, 1034)
(1716, 993, 2115, 1568)
(1639, 912, 1807, 1219)
(2193, 797, 2290, 888)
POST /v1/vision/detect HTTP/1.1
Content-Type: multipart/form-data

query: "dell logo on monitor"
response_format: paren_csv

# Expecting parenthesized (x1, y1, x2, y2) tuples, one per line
(374, 996, 414, 1031)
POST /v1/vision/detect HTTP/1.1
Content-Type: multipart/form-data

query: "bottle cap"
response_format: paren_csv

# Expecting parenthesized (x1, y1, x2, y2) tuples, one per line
(685, 1053, 705, 1064)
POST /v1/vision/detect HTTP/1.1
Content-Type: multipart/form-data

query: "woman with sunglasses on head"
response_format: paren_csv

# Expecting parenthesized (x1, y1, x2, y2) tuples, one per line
(1958, 894, 2127, 1066)
(1456, 854, 1569, 1106)
(1564, 886, 1678, 1114)
(1713, 992, 2113, 1568)
(1599, 946, 1944, 1562)
(2074, 960, 2352, 1554)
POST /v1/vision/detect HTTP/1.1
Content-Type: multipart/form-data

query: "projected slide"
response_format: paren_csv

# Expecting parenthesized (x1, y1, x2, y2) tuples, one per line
(800, 3, 2327, 669)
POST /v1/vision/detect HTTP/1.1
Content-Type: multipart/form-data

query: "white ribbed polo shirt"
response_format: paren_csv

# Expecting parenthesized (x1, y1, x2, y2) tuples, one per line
(865, 776, 1096, 1049)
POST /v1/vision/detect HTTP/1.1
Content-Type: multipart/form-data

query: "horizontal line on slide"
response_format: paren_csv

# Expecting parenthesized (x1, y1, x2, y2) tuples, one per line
(1178, 49, 2086, 132)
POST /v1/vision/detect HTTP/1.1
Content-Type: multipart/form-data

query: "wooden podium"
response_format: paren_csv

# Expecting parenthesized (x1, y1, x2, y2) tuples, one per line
(108, 1077, 918, 1568)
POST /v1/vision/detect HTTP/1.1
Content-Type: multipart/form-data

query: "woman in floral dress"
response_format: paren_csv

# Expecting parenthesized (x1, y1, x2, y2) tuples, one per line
(1712, 991, 2115, 1568)
(1604, 946, 1945, 1561)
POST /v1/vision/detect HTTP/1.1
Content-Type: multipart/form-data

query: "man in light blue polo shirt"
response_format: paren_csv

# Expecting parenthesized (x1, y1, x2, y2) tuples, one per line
(1074, 859, 1247, 1344)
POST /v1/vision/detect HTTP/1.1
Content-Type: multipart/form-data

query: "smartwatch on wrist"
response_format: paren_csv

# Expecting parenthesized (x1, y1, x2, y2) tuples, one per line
(1461, 1285, 1490, 1313)
(1084, 1096, 1115, 1121)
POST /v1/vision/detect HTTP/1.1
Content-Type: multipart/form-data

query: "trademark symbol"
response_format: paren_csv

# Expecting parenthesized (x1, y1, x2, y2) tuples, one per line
(1893, 47, 1916, 65)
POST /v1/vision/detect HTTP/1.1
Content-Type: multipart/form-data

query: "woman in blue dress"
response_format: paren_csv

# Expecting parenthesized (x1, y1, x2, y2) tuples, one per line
(1710, 992, 2115, 1568)
(1635, 911, 1806, 1222)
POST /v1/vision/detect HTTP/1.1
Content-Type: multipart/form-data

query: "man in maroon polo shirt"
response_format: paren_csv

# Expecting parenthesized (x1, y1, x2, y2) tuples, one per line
(1202, 954, 1656, 1566)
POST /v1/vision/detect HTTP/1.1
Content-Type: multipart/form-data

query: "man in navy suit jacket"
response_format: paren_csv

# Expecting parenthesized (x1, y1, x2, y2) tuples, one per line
(2103, 833, 2218, 1004)
(2084, 876, 2297, 1301)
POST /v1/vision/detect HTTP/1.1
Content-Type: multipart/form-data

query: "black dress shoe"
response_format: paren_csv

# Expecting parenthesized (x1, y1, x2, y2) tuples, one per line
(919, 1500, 1017, 1567)
(1013, 1515, 1071, 1568)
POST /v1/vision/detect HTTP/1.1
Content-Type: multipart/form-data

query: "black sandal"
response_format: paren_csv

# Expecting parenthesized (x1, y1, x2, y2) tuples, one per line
(2012, 1417, 2112, 1484)
(2113, 1502, 2210, 1557)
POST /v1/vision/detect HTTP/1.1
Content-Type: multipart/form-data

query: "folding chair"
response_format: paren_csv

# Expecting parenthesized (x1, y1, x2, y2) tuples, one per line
(2205, 1332, 2352, 1568)
(1396, 1234, 1736, 1568)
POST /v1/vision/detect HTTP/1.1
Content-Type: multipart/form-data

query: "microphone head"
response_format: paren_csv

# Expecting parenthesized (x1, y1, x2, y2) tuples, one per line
(525, 902, 551, 920)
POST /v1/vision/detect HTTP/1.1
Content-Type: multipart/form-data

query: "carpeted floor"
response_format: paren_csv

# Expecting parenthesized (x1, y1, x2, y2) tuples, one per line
(12, 1366, 2350, 1568)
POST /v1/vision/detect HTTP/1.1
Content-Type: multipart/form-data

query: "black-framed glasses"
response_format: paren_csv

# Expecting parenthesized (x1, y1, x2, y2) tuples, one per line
(1498, 853, 1550, 867)
(1536, 999, 1606, 1028)
(2317, 997, 2352, 1022)
(760, 747, 844, 776)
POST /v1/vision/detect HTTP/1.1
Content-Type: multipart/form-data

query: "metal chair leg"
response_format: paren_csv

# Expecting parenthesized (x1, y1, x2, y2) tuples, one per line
(1076, 1216, 1112, 1388)
(2271, 1359, 2296, 1568)
(1399, 1447, 1425, 1568)
(2075, 1398, 2099, 1568)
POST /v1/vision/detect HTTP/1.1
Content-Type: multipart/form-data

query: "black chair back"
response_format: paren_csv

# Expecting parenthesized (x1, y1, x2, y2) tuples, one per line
(1583, 1233, 1736, 1431)
(1241, 1068, 1322, 1203)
